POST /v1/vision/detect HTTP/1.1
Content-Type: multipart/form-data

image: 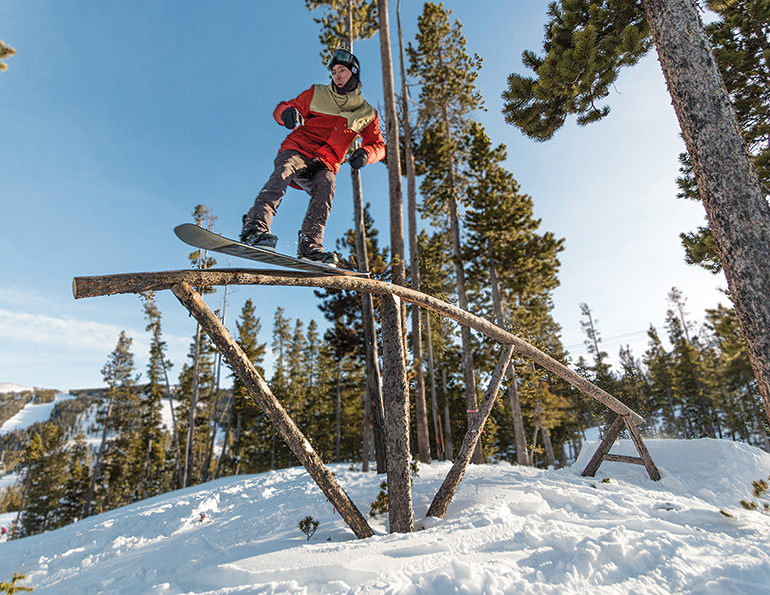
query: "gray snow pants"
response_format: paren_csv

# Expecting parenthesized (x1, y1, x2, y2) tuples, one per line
(243, 150, 336, 251)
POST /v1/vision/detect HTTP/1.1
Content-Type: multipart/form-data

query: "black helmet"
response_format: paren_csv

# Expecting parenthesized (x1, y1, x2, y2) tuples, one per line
(328, 48, 360, 79)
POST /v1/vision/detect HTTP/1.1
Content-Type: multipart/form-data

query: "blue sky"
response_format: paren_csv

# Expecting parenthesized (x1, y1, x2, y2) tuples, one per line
(1, 1, 727, 390)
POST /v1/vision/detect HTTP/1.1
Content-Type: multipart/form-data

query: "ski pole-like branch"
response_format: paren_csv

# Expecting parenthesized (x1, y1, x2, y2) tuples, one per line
(169, 281, 374, 539)
(427, 344, 514, 519)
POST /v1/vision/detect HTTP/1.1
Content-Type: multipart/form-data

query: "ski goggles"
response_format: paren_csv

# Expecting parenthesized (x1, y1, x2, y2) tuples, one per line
(329, 49, 359, 75)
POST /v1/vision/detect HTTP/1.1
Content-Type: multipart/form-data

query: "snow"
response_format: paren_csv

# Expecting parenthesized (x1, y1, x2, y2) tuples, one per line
(0, 392, 74, 436)
(1, 438, 769, 594)
(0, 383, 34, 394)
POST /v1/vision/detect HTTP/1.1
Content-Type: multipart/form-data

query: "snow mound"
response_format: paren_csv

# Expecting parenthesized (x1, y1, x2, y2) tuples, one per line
(0, 439, 769, 594)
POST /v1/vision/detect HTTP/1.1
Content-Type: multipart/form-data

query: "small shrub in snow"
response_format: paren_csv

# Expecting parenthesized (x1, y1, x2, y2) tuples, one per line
(369, 481, 388, 518)
(298, 515, 319, 541)
(739, 475, 770, 514)
(0, 572, 33, 593)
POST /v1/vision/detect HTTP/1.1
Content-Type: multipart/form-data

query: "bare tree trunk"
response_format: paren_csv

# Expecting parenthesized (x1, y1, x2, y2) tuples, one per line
(336, 361, 342, 463)
(396, 0, 430, 465)
(346, 0, 386, 474)
(170, 281, 374, 539)
(380, 293, 413, 533)
(641, 0, 770, 426)
(442, 369, 454, 460)
(425, 313, 444, 460)
(159, 350, 183, 489)
(377, 0, 406, 288)
(184, 322, 202, 488)
(488, 243, 529, 465)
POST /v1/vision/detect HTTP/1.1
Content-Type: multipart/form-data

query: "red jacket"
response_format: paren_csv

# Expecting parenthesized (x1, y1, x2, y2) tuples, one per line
(273, 83, 385, 174)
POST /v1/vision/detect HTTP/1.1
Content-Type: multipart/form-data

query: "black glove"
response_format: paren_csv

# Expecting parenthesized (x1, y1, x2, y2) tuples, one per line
(349, 147, 368, 170)
(281, 107, 303, 130)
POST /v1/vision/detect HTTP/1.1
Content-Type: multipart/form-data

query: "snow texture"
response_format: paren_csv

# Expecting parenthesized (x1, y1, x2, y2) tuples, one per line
(0, 392, 74, 436)
(1, 438, 769, 594)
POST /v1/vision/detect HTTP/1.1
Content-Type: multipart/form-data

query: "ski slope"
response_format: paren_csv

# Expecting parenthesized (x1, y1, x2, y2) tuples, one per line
(1, 438, 769, 594)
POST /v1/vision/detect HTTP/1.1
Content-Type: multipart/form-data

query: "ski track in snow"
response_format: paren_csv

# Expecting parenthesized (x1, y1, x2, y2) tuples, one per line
(0, 439, 769, 594)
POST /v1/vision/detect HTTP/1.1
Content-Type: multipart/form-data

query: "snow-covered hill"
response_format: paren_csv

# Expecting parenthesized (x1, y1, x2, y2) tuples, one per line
(1, 438, 769, 594)
(0, 392, 74, 436)
(0, 383, 34, 394)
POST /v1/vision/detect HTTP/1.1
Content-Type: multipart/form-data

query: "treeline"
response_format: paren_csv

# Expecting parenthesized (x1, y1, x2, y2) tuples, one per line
(577, 289, 770, 450)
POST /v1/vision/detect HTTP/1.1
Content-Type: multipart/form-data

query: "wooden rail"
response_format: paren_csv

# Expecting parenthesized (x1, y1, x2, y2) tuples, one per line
(73, 268, 644, 426)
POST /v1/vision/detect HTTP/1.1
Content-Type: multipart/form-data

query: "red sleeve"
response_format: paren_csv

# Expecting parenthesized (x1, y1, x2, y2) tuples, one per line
(359, 112, 386, 165)
(273, 87, 316, 126)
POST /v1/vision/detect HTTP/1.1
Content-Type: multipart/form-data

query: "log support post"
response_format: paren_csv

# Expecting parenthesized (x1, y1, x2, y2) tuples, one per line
(170, 281, 374, 538)
(380, 293, 414, 533)
(427, 344, 514, 519)
(581, 414, 661, 481)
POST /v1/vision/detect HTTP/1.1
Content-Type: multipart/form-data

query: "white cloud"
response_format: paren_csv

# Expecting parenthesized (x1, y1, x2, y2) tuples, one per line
(0, 309, 135, 353)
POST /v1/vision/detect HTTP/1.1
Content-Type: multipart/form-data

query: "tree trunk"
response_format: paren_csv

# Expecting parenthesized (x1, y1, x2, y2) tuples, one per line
(170, 281, 374, 539)
(396, 0, 430, 465)
(380, 293, 414, 533)
(425, 313, 444, 460)
(346, 1, 386, 475)
(184, 322, 202, 488)
(377, 0, 406, 288)
(442, 369, 454, 460)
(488, 243, 529, 465)
(641, 0, 770, 426)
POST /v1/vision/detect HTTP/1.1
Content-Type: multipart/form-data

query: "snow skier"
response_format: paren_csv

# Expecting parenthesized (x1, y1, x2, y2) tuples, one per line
(240, 49, 386, 266)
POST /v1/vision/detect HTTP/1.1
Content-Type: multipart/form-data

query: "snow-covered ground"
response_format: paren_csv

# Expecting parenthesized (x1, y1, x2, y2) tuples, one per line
(1, 438, 769, 594)
(0, 392, 74, 436)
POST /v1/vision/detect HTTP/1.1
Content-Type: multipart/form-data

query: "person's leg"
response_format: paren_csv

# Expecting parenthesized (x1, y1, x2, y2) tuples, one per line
(297, 167, 336, 254)
(242, 151, 308, 245)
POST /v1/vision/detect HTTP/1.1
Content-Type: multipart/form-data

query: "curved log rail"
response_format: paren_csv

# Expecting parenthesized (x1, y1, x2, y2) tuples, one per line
(73, 268, 643, 425)
(73, 268, 660, 532)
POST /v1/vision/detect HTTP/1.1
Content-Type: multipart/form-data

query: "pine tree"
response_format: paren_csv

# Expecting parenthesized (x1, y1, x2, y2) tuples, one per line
(305, 0, 378, 62)
(58, 434, 91, 526)
(463, 121, 566, 465)
(18, 424, 68, 536)
(502, 0, 650, 140)
(270, 307, 294, 470)
(643, 324, 680, 437)
(181, 205, 218, 488)
(139, 293, 173, 497)
(84, 331, 138, 517)
(177, 325, 217, 486)
(316, 205, 389, 470)
(418, 229, 461, 460)
(0, 41, 15, 72)
(675, 0, 770, 271)
(227, 298, 266, 476)
(408, 1, 485, 463)
(665, 289, 716, 439)
(704, 303, 769, 448)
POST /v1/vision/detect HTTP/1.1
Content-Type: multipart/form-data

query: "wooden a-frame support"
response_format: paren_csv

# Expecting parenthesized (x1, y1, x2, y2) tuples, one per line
(581, 412, 661, 481)
(73, 268, 660, 535)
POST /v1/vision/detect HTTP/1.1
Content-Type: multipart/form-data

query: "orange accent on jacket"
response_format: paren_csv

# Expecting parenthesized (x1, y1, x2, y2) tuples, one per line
(273, 83, 385, 174)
